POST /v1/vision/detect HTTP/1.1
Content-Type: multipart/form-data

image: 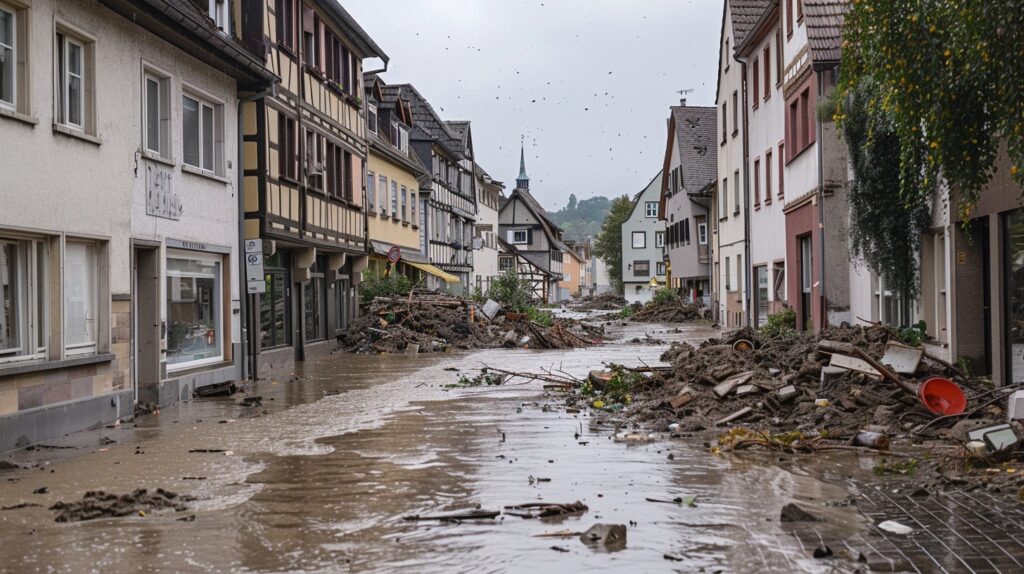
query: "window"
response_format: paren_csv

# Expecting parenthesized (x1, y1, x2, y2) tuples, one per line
(776, 31, 783, 86)
(499, 256, 514, 271)
(645, 201, 658, 218)
(390, 180, 398, 218)
(378, 175, 387, 215)
(143, 73, 170, 158)
(57, 32, 87, 130)
(763, 45, 771, 99)
(797, 0, 803, 21)
(367, 103, 377, 134)
(410, 191, 417, 225)
(64, 242, 97, 356)
(167, 252, 222, 367)
(631, 231, 646, 249)
(765, 150, 773, 202)
(656, 262, 665, 276)
(698, 223, 708, 245)
(683, 219, 691, 244)
(324, 141, 347, 199)
(260, 253, 289, 349)
(778, 142, 785, 196)
(366, 171, 376, 212)
(182, 93, 223, 176)
(276, 0, 294, 49)
(786, 86, 815, 159)
(733, 170, 740, 215)
(633, 260, 650, 277)
(209, 0, 230, 34)
(301, 4, 318, 68)
(303, 257, 326, 341)
(306, 130, 323, 192)
(398, 125, 409, 154)
(731, 91, 738, 135)
(655, 231, 665, 248)
(0, 5, 20, 110)
(401, 186, 408, 222)
(510, 229, 528, 244)
(0, 238, 47, 363)
(725, 256, 732, 291)
(723, 38, 729, 71)
(721, 102, 727, 143)
(719, 177, 728, 219)
(787, 0, 794, 35)
(752, 59, 759, 109)
(753, 158, 761, 206)
(278, 114, 297, 181)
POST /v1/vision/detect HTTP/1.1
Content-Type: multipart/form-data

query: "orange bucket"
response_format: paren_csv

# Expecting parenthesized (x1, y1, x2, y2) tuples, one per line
(917, 376, 967, 416)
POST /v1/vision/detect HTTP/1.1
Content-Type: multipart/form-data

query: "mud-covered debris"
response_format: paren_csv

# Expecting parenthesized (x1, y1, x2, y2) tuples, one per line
(504, 501, 588, 519)
(780, 502, 821, 522)
(0, 460, 23, 471)
(579, 523, 627, 551)
(1, 502, 42, 511)
(628, 300, 708, 323)
(193, 382, 237, 398)
(50, 488, 195, 522)
(570, 293, 627, 310)
(402, 509, 500, 521)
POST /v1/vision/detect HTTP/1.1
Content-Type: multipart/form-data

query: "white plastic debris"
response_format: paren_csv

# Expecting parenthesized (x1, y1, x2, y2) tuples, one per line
(877, 520, 914, 535)
(1008, 390, 1024, 421)
(668, 423, 681, 432)
(614, 432, 656, 443)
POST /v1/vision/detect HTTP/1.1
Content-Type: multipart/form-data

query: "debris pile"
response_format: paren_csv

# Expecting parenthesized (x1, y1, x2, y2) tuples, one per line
(622, 325, 991, 438)
(336, 292, 603, 353)
(628, 300, 709, 323)
(571, 293, 628, 310)
(50, 488, 195, 522)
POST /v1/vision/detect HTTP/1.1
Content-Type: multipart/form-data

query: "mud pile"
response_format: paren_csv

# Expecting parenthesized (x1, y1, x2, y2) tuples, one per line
(629, 301, 709, 323)
(337, 293, 604, 353)
(50, 488, 194, 522)
(571, 294, 628, 310)
(626, 325, 990, 437)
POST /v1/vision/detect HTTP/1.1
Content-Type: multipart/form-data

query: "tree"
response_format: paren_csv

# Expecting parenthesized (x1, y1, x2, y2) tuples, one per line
(837, 1, 1024, 220)
(593, 195, 634, 294)
(567, 193, 578, 211)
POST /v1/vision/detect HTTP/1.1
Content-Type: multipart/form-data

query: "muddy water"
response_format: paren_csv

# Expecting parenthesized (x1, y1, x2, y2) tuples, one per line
(0, 320, 871, 573)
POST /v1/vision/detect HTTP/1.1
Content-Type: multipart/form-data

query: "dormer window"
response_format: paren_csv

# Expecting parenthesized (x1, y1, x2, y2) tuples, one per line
(390, 119, 399, 148)
(398, 125, 408, 154)
(367, 103, 377, 134)
(209, 0, 230, 34)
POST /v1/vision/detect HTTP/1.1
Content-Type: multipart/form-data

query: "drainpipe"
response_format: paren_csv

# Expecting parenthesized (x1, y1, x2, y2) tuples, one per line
(735, 54, 753, 327)
(237, 81, 278, 383)
(816, 70, 826, 331)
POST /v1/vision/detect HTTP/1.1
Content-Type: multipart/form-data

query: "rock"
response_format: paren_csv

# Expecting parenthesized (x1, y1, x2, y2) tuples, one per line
(33, 487, 48, 494)
(813, 544, 833, 559)
(877, 520, 914, 535)
(777, 385, 799, 402)
(669, 388, 693, 409)
(0, 461, 22, 472)
(735, 384, 758, 397)
(579, 523, 627, 552)
(780, 502, 821, 522)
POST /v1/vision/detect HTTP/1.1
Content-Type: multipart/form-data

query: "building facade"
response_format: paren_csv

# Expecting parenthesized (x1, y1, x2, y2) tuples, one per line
(472, 164, 505, 295)
(622, 171, 667, 304)
(0, 0, 273, 450)
(237, 0, 386, 374)
(661, 103, 717, 305)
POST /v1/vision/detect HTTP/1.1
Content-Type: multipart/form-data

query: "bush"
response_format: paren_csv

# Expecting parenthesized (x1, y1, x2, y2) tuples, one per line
(617, 306, 634, 319)
(651, 288, 679, 306)
(489, 269, 535, 313)
(760, 308, 796, 338)
(527, 307, 554, 327)
(359, 272, 413, 303)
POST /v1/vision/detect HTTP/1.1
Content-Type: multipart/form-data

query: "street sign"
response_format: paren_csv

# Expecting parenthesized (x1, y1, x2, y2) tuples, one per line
(388, 245, 402, 263)
(245, 239, 266, 294)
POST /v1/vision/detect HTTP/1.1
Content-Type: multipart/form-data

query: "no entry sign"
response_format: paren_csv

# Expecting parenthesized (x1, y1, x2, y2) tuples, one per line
(388, 245, 402, 263)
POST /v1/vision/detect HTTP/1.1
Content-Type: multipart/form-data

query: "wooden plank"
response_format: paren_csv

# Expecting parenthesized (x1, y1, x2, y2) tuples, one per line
(828, 353, 882, 380)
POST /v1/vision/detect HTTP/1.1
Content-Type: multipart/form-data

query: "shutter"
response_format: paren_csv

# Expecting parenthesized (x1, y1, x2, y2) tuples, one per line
(527, 229, 533, 245)
(302, 5, 314, 33)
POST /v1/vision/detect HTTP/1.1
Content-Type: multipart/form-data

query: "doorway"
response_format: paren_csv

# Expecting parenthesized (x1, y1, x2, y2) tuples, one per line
(133, 245, 161, 404)
(799, 235, 813, 331)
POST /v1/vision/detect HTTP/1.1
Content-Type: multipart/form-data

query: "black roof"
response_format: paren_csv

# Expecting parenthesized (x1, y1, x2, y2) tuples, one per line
(671, 106, 718, 192)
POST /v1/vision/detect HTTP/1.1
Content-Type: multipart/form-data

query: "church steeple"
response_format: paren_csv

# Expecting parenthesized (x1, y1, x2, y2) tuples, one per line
(517, 139, 530, 190)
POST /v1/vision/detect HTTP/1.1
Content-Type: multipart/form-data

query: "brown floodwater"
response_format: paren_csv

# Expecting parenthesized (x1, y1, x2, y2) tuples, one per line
(0, 318, 874, 573)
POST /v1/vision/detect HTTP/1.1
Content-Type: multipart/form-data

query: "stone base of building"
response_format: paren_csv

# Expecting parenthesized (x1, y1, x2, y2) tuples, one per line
(0, 388, 134, 453)
(138, 345, 243, 407)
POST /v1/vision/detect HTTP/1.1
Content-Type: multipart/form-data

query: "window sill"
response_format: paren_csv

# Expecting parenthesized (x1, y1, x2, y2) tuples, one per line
(0, 353, 114, 378)
(0, 107, 38, 127)
(53, 123, 101, 146)
(278, 43, 296, 59)
(732, 130, 739, 138)
(785, 141, 816, 166)
(182, 164, 229, 184)
(402, 222, 410, 227)
(141, 150, 175, 168)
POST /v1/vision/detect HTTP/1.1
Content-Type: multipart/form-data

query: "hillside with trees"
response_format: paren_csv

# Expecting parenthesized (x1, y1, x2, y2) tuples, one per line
(546, 194, 612, 242)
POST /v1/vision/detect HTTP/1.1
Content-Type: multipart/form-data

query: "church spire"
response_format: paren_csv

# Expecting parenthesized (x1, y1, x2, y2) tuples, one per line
(517, 137, 530, 190)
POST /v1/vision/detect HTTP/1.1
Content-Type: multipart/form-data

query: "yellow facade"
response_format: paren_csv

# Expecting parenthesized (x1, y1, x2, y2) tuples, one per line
(559, 252, 584, 297)
(367, 151, 421, 252)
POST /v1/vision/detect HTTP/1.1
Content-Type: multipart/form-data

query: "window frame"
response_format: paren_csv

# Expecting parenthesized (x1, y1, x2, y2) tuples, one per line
(0, 237, 48, 364)
(278, 113, 298, 182)
(752, 58, 760, 110)
(656, 262, 666, 277)
(142, 67, 171, 159)
(511, 229, 528, 245)
(63, 241, 99, 357)
(0, 3, 17, 111)
(633, 260, 650, 277)
(367, 103, 377, 134)
(208, 0, 230, 34)
(166, 249, 224, 370)
(366, 170, 376, 212)
(631, 231, 646, 249)
(765, 150, 773, 203)
(644, 201, 658, 218)
(57, 32, 86, 131)
(181, 89, 224, 176)
(655, 231, 665, 248)
(753, 157, 761, 206)
(276, 0, 295, 51)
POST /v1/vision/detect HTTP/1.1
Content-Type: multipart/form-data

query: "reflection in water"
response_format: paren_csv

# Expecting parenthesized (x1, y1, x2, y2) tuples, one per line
(0, 320, 868, 573)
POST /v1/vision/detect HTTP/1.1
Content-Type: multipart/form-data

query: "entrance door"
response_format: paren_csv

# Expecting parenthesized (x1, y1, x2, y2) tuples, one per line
(133, 246, 161, 404)
(1005, 211, 1024, 383)
(754, 265, 769, 327)
(799, 235, 813, 330)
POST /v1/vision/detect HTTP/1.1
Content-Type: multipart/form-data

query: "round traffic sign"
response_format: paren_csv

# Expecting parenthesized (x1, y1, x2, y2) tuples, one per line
(387, 245, 401, 263)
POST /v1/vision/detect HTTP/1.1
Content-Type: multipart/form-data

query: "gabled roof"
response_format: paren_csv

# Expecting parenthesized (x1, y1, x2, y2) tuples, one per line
(672, 106, 718, 191)
(381, 83, 465, 158)
(731, 0, 774, 47)
(628, 170, 664, 220)
(445, 121, 472, 156)
(497, 238, 557, 278)
(502, 188, 571, 254)
(735, 1, 780, 56)
(803, 0, 851, 68)
(312, 0, 388, 63)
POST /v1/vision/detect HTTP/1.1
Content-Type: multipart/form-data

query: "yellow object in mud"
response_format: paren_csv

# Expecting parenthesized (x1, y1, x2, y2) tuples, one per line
(592, 399, 605, 409)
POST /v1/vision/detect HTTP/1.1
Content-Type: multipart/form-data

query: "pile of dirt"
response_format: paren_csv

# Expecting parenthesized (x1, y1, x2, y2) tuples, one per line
(50, 488, 195, 522)
(625, 325, 992, 437)
(571, 294, 628, 311)
(629, 301, 709, 323)
(336, 293, 604, 353)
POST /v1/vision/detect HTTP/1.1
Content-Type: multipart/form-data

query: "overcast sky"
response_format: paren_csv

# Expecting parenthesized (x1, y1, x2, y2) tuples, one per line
(344, 0, 721, 212)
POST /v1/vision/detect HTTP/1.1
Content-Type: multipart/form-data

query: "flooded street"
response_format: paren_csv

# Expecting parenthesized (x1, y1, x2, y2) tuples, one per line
(1, 321, 876, 573)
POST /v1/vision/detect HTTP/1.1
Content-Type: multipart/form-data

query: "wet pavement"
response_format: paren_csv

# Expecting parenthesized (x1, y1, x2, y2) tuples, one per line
(0, 318, 1003, 573)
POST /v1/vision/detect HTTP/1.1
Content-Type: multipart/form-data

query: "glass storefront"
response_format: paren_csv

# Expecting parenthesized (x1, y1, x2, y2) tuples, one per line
(260, 252, 289, 349)
(304, 256, 326, 341)
(1005, 210, 1024, 383)
(166, 252, 222, 367)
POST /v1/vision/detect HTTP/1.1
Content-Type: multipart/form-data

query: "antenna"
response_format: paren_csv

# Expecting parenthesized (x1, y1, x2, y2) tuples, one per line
(676, 89, 694, 106)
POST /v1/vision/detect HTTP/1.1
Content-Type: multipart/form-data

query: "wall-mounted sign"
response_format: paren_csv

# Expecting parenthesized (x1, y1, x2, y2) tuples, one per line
(245, 239, 266, 294)
(145, 164, 181, 220)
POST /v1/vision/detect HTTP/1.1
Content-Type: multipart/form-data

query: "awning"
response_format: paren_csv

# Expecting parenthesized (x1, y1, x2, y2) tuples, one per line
(406, 261, 460, 284)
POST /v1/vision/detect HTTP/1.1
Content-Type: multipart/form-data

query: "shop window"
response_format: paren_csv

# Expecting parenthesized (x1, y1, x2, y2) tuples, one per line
(166, 252, 222, 367)
(0, 237, 47, 363)
(260, 254, 288, 349)
(304, 257, 326, 341)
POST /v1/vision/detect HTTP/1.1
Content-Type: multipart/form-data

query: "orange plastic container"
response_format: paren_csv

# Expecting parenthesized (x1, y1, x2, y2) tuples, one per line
(917, 376, 967, 416)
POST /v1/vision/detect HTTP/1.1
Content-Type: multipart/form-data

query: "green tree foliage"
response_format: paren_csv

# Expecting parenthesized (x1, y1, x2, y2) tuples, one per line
(838, 0, 1024, 220)
(359, 272, 414, 303)
(593, 195, 634, 294)
(547, 195, 612, 241)
(842, 79, 933, 303)
(488, 269, 535, 313)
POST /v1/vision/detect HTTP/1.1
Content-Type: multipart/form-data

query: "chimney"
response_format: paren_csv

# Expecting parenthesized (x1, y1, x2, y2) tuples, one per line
(680, 98, 687, 106)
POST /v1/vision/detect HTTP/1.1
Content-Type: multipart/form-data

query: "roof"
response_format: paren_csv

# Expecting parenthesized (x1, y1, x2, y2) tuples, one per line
(731, 0, 774, 47)
(497, 239, 558, 278)
(445, 121, 471, 156)
(382, 83, 465, 158)
(735, 0, 779, 56)
(803, 0, 851, 67)
(502, 187, 571, 256)
(99, 0, 277, 88)
(312, 0, 388, 63)
(671, 106, 718, 191)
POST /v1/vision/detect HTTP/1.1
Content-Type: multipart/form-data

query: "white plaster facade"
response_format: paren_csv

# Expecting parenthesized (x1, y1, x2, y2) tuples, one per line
(472, 167, 504, 294)
(622, 171, 667, 304)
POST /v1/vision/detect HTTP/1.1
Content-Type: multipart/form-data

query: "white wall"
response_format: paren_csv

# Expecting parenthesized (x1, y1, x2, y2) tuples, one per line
(621, 172, 667, 289)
